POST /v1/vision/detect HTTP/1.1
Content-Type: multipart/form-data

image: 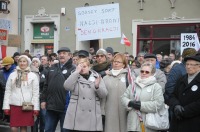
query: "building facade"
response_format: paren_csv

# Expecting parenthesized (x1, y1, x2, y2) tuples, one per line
(0, 0, 21, 57)
(21, 0, 200, 57)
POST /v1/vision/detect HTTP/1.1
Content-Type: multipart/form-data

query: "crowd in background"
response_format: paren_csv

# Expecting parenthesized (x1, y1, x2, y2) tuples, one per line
(0, 46, 200, 132)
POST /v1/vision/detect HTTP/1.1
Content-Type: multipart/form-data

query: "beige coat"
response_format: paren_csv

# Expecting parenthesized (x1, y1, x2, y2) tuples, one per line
(63, 70, 107, 131)
(121, 76, 164, 132)
(103, 69, 128, 132)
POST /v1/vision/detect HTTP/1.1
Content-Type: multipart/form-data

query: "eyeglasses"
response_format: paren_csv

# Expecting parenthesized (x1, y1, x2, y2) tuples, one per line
(185, 63, 200, 67)
(140, 70, 150, 74)
(113, 61, 123, 64)
(96, 55, 105, 58)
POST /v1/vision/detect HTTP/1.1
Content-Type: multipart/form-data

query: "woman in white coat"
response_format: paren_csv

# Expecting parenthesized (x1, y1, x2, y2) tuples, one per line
(3, 55, 40, 132)
(121, 62, 164, 132)
(63, 58, 107, 132)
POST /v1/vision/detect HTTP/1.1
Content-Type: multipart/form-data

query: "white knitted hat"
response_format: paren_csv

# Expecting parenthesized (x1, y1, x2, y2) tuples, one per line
(18, 55, 31, 66)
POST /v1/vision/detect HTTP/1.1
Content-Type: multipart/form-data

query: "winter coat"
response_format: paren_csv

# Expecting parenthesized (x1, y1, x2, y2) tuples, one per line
(103, 69, 128, 132)
(164, 63, 186, 104)
(0, 70, 6, 92)
(133, 68, 166, 93)
(41, 58, 75, 112)
(3, 70, 40, 110)
(63, 70, 107, 131)
(2, 64, 16, 81)
(121, 76, 164, 132)
(169, 72, 200, 132)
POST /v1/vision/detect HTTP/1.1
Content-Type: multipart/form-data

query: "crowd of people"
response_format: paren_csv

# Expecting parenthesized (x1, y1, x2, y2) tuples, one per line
(0, 46, 200, 132)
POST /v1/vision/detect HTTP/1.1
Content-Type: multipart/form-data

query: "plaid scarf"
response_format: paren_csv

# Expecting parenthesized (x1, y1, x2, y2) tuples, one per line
(15, 66, 30, 88)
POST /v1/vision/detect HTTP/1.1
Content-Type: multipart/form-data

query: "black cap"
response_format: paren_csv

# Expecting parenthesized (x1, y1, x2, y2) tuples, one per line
(144, 53, 157, 59)
(57, 47, 71, 53)
(184, 55, 200, 62)
(12, 52, 20, 58)
(105, 47, 114, 55)
(78, 50, 89, 57)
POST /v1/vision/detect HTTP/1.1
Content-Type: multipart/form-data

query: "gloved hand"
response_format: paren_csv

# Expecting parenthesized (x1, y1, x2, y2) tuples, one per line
(174, 105, 184, 120)
(4, 109, 10, 115)
(128, 101, 141, 110)
(33, 110, 39, 116)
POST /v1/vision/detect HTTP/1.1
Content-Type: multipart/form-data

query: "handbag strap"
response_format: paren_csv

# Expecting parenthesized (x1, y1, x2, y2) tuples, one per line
(20, 76, 33, 102)
(150, 83, 158, 112)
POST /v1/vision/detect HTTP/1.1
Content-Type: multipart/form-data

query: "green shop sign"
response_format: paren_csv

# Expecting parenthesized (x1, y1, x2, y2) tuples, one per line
(33, 23, 54, 39)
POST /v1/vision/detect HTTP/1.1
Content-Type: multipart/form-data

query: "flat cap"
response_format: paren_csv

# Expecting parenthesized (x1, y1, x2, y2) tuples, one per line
(144, 53, 157, 59)
(57, 47, 71, 53)
(78, 50, 89, 57)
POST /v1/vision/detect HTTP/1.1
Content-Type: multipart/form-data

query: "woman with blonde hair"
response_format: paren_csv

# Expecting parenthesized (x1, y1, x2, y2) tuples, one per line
(63, 58, 107, 132)
(3, 55, 40, 132)
(103, 53, 128, 132)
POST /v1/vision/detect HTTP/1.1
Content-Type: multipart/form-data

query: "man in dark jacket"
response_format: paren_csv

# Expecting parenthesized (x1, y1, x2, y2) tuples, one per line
(164, 48, 197, 105)
(41, 47, 75, 132)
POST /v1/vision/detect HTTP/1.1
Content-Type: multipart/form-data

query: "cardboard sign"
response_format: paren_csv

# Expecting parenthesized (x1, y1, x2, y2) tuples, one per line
(76, 3, 121, 41)
(181, 33, 200, 54)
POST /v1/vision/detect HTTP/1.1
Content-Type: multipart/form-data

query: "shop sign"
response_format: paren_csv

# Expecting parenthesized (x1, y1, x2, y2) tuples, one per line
(181, 33, 200, 54)
(33, 23, 54, 39)
(0, 29, 8, 45)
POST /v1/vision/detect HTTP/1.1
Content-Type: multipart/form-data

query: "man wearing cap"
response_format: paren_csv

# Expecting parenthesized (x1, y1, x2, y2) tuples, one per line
(165, 48, 197, 105)
(0, 56, 16, 124)
(105, 47, 114, 61)
(92, 48, 111, 78)
(168, 54, 200, 132)
(133, 53, 166, 92)
(136, 52, 145, 68)
(12, 52, 20, 67)
(41, 47, 75, 132)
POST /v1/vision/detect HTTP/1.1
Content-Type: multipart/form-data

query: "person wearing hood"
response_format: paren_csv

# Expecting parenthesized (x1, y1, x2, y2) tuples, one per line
(41, 47, 75, 132)
(103, 53, 128, 132)
(92, 49, 111, 78)
(121, 62, 164, 132)
(63, 58, 107, 132)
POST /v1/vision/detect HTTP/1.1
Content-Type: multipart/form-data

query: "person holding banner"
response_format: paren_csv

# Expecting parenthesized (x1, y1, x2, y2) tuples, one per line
(121, 62, 164, 132)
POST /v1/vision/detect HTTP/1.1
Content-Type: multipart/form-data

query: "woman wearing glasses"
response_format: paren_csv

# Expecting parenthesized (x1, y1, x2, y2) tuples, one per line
(92, 49, 111, 78)
(103, 53, 128, 132)
(121, 62, 164, 132)
(168, 55, 200, 132)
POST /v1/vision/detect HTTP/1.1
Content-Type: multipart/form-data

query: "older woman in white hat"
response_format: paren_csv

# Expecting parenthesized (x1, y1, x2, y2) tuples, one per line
(3, 55, 40, 132)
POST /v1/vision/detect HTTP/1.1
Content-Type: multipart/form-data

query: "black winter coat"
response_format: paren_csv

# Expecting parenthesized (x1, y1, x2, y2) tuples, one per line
(41, 58, 75, 112)
(169, 72, 200, 132)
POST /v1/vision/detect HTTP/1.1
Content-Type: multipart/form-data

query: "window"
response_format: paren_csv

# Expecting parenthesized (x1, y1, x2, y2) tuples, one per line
(137, 23, 200, 58)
